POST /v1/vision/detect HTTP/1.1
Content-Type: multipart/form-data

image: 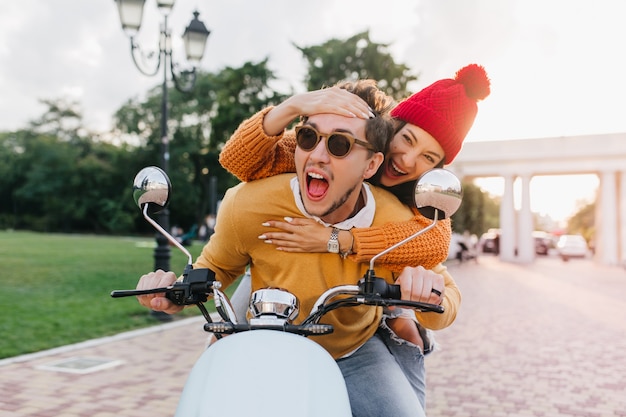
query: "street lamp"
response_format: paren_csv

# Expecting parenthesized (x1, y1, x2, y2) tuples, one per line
(114, 0, 210, 274)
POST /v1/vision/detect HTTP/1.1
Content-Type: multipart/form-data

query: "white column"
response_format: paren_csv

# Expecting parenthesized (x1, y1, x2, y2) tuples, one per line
(517, 174, 535, 263)
(598, 171, 619, 265)
(500, 174, 516, 261)
(617, 171, 626, 266)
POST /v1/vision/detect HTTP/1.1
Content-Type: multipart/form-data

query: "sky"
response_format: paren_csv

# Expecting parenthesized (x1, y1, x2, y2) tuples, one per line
(1, 0, 624, 222)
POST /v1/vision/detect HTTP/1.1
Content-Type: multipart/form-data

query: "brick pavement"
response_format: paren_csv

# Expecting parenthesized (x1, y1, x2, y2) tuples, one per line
(426, 256, 626, 417)
(0, 317, 209, 417)
(1, 256, 625, 416)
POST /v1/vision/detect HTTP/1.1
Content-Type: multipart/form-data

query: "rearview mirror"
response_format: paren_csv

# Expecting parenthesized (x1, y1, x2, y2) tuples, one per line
(414, 168, 462, 220)
(133, 166, 171, 214)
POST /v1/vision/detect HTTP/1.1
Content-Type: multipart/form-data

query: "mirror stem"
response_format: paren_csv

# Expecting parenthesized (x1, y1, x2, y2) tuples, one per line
(368, 209, 440, 271)
(143, 204, 194, 266)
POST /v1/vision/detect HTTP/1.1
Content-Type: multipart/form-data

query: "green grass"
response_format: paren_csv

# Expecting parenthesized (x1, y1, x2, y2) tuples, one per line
(0, 231, 239, 359)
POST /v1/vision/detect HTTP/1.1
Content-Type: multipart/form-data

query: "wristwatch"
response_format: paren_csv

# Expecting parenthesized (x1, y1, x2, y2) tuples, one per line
(327, 227, 340, 253)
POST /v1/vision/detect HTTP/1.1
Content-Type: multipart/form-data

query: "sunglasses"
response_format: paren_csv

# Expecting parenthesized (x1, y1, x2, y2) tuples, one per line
(295, 125, 376, 159)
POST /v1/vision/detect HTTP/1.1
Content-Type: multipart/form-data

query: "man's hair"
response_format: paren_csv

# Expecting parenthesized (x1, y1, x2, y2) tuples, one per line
(335, 79, 395, 153)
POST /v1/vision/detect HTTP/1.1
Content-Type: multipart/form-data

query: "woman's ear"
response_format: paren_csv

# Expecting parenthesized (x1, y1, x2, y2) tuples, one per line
(363, 152, 384, 179)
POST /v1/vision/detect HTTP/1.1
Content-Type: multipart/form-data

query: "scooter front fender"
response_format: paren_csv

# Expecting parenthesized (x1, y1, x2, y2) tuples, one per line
(175, 330, 351, 417)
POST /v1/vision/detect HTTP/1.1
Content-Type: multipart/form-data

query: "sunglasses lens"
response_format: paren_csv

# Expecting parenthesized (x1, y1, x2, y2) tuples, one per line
(327, 134, 352, 157)
(296, 127, 319, 151)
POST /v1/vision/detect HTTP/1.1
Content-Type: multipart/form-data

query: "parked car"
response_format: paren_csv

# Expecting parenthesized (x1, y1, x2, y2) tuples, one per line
(480, 230, 500, 254)
(532, 231, 553, 256)
(556, 234, 589, 260)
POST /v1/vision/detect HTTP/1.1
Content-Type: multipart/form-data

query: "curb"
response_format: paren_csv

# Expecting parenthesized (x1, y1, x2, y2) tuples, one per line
(0, 315, 207, 367)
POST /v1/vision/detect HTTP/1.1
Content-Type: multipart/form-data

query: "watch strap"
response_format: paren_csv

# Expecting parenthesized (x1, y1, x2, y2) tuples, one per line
(327, 227, 340, 253)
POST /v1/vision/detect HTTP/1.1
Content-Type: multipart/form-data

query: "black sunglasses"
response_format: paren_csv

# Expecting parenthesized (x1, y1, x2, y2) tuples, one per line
(295, 125, 376, 159)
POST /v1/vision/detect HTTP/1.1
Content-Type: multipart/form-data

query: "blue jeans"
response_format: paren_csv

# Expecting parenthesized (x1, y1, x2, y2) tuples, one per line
(336, 331, 426, 417)
(379, 315, 428, 409)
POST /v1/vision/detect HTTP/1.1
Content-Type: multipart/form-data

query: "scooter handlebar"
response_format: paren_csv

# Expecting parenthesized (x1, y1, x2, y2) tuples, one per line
(358, 276, 444, 313)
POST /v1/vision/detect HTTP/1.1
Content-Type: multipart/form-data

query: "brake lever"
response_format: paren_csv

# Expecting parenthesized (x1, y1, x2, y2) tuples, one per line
(110, 267, 218, 306)
(358, 276, 444, 313)
(110, 286, 175, 298)
(358, 295, 444, 313)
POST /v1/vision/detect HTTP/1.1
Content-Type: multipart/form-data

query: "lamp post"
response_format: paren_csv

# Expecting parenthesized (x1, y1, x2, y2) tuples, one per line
(114, 0, 210, 274)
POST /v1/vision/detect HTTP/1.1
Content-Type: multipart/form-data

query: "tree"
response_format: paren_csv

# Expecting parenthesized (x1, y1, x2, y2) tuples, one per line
(296, 30, 417, 101)
(112, 59, 287, 231)
(451, 181, 500, 236)
(29, 98, 86, 141)
(0, 130, 26, 229)
(567, 201, 595, 243)
(0, 100, 137, 233)
(0, 61, 287, 235)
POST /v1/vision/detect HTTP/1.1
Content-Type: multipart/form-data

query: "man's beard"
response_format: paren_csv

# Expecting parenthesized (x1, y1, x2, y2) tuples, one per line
(312, 182, 360, 220)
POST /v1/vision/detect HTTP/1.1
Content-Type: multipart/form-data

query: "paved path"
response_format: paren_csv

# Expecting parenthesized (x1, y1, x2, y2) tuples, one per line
(0, 317, 209, 417)
(1, 256, 625, 416)
(426, 256, 626, 417)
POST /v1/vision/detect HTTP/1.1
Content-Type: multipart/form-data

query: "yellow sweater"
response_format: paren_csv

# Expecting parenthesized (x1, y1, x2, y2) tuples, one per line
(219, 107, 452, 272)
(194, 174, 459, 359)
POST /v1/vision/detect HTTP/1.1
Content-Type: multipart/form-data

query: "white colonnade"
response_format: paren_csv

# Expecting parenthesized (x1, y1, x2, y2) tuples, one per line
(449, 133, 626, 266)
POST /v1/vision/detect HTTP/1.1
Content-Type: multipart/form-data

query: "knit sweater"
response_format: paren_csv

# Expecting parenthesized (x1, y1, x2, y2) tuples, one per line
(193, 174, 460, 359)
(219, 107, 452, 271)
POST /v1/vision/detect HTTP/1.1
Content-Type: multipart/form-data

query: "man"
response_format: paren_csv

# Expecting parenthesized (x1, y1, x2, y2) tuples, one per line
(136, 80, 452, 417)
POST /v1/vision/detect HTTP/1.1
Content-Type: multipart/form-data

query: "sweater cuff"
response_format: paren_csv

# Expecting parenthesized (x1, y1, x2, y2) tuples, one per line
(240, 106, 284, 155)
(350, 226, 389, 262)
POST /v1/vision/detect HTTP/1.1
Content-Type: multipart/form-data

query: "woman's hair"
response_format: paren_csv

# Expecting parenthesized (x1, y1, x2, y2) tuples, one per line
(380, 180, 419, 208)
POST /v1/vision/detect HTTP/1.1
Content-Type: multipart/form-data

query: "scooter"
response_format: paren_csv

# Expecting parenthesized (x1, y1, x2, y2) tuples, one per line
(111, 166, 462, 417)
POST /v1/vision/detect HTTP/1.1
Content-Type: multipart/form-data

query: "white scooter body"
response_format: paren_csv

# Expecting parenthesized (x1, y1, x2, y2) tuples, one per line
(174, 330, 352, 417)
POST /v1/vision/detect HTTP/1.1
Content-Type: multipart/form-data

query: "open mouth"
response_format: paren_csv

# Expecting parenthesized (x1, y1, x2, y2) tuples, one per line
(306, 171, 329, 200)
(385, 159, 408, 178)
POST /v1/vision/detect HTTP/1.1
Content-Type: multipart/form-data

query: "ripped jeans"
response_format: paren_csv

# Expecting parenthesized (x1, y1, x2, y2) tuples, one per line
(378, 309, 434, 410)
(337, 330, 427, 417)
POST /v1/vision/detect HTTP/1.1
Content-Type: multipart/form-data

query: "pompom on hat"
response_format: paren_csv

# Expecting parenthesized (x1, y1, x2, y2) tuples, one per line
(390, 64, 491, 164)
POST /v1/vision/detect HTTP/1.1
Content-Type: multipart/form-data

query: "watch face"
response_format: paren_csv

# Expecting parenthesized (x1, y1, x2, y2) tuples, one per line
(328, 242, 340, 253)
(328, 228, 340, 253)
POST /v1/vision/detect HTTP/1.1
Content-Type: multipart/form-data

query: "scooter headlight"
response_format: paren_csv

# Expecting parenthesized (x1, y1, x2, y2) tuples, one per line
(248, 288, 299, 322)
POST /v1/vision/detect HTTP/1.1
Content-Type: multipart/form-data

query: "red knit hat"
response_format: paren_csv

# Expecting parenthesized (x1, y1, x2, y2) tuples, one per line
(390, 64, 490, 164)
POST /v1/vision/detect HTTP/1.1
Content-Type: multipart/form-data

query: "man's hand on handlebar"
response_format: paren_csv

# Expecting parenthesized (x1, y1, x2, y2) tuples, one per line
(395, 266, 445, 306)
(136, 269, 184, 314)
